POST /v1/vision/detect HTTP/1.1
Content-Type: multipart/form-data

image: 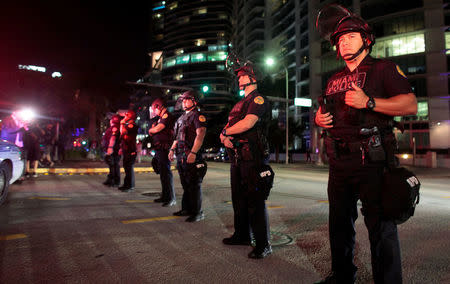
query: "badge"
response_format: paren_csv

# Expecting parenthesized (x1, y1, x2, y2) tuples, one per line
(162, 113, 168, 119)
(199, 115, 206, 122)
(396, 65, 407, 78)
(254, 96, 264, 105)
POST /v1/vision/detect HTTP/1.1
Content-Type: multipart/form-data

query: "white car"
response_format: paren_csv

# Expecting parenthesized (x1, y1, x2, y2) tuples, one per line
(0, 140, 25, 204)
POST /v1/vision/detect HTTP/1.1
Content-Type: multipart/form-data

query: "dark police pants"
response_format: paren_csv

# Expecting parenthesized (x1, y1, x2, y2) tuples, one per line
(122, 152, 136, 188)
(176, 157, 203, 215)
(230, 160, 270, 249)
(155, 149, 175, 202)
(327, 154, 402, 284)
(105, 154, 120, 185)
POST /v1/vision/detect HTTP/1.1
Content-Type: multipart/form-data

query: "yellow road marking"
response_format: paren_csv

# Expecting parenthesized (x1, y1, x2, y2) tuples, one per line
(444, 196, 450, 199)
(28, 197, 70, 201)
(122, 216, 181, 224)
(125, 200, 154, 203)
(268, 205, 284, 209)
(0, 234, 27, 241)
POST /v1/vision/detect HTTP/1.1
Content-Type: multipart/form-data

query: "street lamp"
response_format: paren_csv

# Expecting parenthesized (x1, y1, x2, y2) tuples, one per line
(265, 57, 289, 164)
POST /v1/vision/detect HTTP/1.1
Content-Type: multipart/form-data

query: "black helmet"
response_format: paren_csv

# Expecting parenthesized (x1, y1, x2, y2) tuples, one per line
(151, 97, 166, 109)
(316, 4, 375, 58)
(179, 90, 198, 102)
(226, 51, 257, 80)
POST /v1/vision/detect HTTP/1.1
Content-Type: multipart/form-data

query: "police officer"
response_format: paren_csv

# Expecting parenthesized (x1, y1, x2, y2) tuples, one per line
(168, 90, 207, 222)
(220, 59, 272, 259)
(119, 109, 138, 192)
(149, 97, 176, 206)
(314, 5, 417, 283)
(102, 114, 121, 187)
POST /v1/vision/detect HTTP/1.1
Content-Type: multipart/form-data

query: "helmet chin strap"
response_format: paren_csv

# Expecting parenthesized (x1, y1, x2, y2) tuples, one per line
(238, 76, 257, 91)
(340, 39, 367, 61)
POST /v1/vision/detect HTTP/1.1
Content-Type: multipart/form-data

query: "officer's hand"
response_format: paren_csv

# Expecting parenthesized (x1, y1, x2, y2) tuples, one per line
(186, 153, 196, 164)
(223, 136, 234, 149)
(315, 106, 333, 128)
(345, 82, 369, 109)
(118, 149, 123, 155)
(107, 148, 113, 155)
(168, 150, 174, 161)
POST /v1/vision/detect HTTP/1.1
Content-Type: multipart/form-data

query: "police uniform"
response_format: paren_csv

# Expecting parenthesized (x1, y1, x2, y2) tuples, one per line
(120, 119, 138, 191)
(152, 111, 176, 204)
(319, 55, 413, 283)
(102, 122, 121, 186)
(173, 108, 207, 219)
(224, 90, 271, 256)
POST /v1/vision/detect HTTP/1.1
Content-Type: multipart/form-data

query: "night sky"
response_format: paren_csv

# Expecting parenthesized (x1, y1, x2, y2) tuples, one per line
(1, 2, 150, 100)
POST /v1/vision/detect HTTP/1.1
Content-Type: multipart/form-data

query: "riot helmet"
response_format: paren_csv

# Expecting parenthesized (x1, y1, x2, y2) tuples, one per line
(316, 4, 375, 60)
(110, 114, 121, 126)
(176, 90, 198, 111)
(226, 51, 257, 91)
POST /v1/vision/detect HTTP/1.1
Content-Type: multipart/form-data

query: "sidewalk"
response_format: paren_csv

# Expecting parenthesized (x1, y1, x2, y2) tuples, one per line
(35, 159, 450, 179)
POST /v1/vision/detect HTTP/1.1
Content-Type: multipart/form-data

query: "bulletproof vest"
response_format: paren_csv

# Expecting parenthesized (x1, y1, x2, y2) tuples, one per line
(153, 112, 175, 147)
(228, 91, 269, 154)
(174, 110, 199, 148)
(320, 57, 394, 140)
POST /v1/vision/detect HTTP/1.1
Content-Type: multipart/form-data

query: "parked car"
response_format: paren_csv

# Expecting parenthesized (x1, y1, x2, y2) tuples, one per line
(203, 147, 219, 161)
(214, 147, 229, 162)
(0, 140, 25, 204)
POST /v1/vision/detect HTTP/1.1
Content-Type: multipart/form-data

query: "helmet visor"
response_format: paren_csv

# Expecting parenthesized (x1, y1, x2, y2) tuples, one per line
(316, 4, 352, 42)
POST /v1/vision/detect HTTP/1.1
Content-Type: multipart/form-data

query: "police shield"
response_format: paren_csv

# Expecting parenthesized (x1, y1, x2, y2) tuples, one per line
(316, 4, 352, 41)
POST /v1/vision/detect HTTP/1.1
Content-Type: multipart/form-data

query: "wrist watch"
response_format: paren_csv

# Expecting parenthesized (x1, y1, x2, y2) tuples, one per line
(366, 96, 375, 110)
(222, 129, 228, 136)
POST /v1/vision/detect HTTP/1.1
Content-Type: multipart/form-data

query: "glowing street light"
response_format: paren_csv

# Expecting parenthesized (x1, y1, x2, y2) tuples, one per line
(265, 56, 289, 164)
(17, 108, 36, 122)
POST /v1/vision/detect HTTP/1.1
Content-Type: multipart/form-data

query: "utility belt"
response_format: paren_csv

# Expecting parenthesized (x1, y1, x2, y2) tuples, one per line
(153, 141, 170, 151)
(228, 139, 260, 164)
(176, 141, 195, 157)
(325, 126, 395, 165)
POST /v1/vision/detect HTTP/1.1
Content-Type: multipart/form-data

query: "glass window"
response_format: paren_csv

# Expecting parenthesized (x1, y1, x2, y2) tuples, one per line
(174, 74, 183, 81)
(191, 53, 206, 63)
(195, 39, 206, 46)
(168, 2, 177, 10)
(175, 48, 184, 55)
(372, 32, 425, 58)
(446, 32, 450, 54)
(176, 55, 190, 65)
(208, 51, 227, 62)
(164, 58, 176, 68)
(178, 16, 189, 24)
(417, 101, 428, 119)
(216, 64, 225, 70)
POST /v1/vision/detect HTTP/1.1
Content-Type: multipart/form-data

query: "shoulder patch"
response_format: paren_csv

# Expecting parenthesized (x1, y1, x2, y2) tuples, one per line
(396, 65, 407, 78)
(162, 113, 168, 119)
(254, 96, 264, 105)
(199, 115, 206, 122)
(128, 124, 134, 128)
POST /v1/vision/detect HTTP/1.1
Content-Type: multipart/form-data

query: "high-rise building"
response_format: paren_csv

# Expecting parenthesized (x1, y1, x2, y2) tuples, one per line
(147, 0, 235, 115)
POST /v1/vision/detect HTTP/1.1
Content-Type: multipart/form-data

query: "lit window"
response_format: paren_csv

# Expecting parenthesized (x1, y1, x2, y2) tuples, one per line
(169, 2, 177, 10)
(194, 8, 207, 15)
(174, 74, 183, 80)
(163, 58, 175, 68)
(417, 101, 428, 118)
(208, 51, 227, 61)
(175, 48, 184, 55)
(218, 13, 227, 20)
(208, 45, 218, 51)
(217, 64, 225, 70)
(195, 39, 206, 46)
(445, 32, 450, 54)
(217, 32, 225, 38)
(176, 55, 190, 64)
(372, 32, 425, 58)
(155, 34, 164, 41)
(191, 53, 206, 63)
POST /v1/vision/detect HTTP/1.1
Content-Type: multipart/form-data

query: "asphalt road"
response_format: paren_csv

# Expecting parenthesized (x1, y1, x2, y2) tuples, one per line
(0, 162, 449, 283)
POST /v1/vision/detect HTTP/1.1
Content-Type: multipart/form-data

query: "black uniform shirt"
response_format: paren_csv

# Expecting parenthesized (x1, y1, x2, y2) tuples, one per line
(152, 111, 175, 146)
(227, 90, 268, 142)
(322, 55, 413, 140)
(120, 121, 138, 153)
(102, 124, 120, 153)
(174, 109, 207, 148)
